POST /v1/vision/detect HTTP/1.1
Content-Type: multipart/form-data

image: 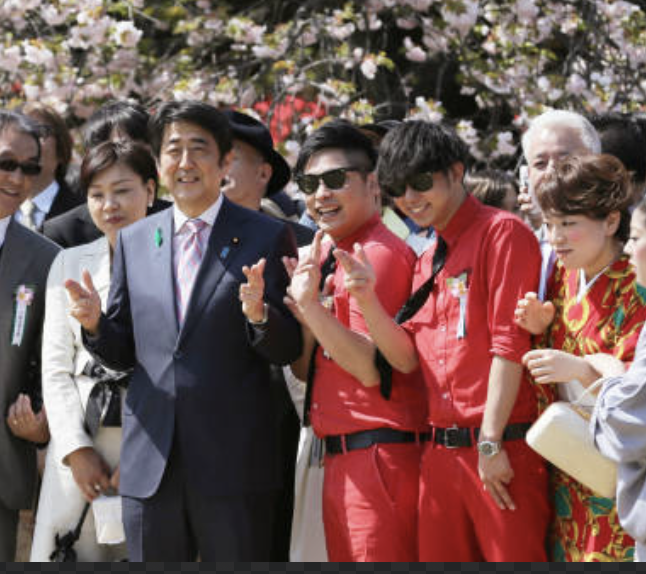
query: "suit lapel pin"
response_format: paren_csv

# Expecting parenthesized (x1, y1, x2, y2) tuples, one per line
(154, 227, 163, 248)
(220, 237, 239, 260)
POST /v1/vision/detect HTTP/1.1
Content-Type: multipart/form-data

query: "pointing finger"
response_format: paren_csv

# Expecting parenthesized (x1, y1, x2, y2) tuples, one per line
(333, 249, 355, 273)
(310, 230, 323, 264)
(322, 274, 335, 298)
(81, 269, 97, 295)
(64, 279, 87, 301)
(253, 258, 266, 278)
(282, 256, 298, 278)
(354, 243, 370, 266)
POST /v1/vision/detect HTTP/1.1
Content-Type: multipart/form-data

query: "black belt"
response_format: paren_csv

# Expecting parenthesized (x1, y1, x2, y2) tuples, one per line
(325, 428, 420, 456)
(420, 422, 532, 449)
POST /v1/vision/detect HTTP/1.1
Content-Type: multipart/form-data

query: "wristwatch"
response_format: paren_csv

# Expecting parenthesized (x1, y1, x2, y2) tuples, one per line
(477, 439, 502, 457)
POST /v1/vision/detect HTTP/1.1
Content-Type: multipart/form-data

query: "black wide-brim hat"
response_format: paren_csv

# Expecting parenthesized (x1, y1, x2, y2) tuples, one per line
(223, 109, 291, 196)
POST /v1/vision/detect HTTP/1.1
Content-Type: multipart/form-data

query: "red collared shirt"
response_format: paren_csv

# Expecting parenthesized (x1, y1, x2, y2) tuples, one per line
(311, 214, 427, 437)
(405, 194, 541, 427)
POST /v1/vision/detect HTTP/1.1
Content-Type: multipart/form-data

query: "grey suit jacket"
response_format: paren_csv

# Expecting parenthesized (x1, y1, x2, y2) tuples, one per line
(0, 218, 60, 509)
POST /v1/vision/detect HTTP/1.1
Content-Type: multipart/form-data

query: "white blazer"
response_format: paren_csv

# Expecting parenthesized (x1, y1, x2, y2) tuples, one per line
(41, 236, 113, 466)
(32, 237, 125, 562)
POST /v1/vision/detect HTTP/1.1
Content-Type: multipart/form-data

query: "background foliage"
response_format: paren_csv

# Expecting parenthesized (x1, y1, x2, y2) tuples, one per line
(2, 0, 646, 168)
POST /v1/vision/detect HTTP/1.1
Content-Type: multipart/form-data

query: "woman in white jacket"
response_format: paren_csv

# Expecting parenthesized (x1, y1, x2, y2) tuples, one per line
(30, 141, 156, 561)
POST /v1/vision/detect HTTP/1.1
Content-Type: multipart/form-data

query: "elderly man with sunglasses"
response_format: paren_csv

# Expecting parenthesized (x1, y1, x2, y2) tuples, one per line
(281, 120, 426, 562)
(0, 110, 60, 560)
(339, 121, 550, 561)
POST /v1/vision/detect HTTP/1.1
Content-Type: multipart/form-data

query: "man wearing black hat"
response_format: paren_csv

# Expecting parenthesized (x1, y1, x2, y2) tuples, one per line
(223, 110, 313, 247)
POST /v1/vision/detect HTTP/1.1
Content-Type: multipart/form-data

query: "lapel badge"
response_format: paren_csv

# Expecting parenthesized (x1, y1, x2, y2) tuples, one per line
(220, 237, 240, 260)
(154, 227, 163, 248)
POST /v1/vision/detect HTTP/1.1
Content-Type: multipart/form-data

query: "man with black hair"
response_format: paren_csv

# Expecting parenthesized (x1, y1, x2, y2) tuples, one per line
(43, 101, 170, 248)
(17, 103, 83, 231)
(590, 112, 646, 206)
(344, 120, 549, 561)
(286, 119, 425, 561)
(66, 100, 302, 561)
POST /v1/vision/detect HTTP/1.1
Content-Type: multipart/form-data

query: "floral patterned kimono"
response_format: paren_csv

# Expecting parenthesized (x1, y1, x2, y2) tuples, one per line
(540, 255, 646, 562)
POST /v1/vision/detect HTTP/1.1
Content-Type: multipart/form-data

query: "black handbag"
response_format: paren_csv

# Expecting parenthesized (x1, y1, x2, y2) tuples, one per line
(49, 503, 90, 562)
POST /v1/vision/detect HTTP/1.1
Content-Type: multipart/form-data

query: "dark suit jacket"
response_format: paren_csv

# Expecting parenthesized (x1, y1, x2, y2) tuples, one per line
(0, 219, 60, 509)
(84, 198, 302, 499)
(43, 198, 172, 248)
(285, 220, 314, 248)
(46, 179, 84, 221)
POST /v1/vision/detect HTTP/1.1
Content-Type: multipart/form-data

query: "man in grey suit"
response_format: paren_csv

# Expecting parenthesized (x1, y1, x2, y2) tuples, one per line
(0, 110, 60, 560)
(66, 100, 302, 561)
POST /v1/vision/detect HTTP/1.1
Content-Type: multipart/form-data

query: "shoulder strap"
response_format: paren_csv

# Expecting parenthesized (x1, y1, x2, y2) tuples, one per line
(376, 236, 448, 399)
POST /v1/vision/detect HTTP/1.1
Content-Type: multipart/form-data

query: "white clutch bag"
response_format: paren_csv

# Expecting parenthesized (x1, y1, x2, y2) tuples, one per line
(526, 378, 617, 499)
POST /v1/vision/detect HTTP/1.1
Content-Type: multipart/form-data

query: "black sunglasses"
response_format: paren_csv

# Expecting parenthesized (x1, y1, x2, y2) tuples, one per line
(0, 158, 41, 176)
(295, 167, 362, 195)
(385, 172, 434, 197)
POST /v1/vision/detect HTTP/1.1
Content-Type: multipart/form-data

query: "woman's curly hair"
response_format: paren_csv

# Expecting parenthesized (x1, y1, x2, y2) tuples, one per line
(535, 153, 633, 243)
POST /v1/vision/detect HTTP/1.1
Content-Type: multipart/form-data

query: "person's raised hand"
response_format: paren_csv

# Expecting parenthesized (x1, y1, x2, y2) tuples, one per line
(334, 242, 376, 306)
(288, 231, 324, 312)
(514, 292, 555, 335)
(240, 258, 267, 323)
(65, 269, 101, 335)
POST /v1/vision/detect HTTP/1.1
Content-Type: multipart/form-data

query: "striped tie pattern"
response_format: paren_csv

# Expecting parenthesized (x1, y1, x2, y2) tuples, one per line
(175, 218, 208, 325)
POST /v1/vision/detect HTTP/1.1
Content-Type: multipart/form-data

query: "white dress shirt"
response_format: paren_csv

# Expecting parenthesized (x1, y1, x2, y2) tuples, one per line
(0, 215, 10, 249)
(172, 193, 224, 241)
(15, 181, 60, 230)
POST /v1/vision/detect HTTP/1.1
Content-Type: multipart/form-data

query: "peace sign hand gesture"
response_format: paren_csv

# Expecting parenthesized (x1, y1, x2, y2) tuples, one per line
(65, 270, 102, 335)
(240, 258, 267, 323)
(334, 242, 376, 306)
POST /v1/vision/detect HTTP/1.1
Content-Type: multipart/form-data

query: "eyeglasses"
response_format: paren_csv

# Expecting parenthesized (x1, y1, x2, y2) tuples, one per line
(0, 158, 41, 176)
(295, 167, 362, 195)
(385, 172, 434, 197)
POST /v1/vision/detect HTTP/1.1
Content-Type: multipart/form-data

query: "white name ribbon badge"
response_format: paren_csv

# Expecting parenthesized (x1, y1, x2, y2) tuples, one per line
(11, 285, 35, 346)
(446, 273, 468, 339)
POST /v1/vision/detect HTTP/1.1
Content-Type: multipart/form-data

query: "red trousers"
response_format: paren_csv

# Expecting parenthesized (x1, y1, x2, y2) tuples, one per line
(323, 442, 421, 562)
(418, 439, 550, 562)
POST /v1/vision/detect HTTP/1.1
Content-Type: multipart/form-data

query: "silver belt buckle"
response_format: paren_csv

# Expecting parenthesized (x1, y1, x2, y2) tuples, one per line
(444, 424, 460, 449)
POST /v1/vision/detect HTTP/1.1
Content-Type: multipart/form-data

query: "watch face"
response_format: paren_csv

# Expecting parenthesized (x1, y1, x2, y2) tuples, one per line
(479, 442, 492, 456)
(478, 441, 499, 456)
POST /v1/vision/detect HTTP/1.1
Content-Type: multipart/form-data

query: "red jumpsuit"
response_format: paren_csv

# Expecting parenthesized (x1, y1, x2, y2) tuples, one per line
(310, 214, 426, 562)
(406, 195, 550, 561)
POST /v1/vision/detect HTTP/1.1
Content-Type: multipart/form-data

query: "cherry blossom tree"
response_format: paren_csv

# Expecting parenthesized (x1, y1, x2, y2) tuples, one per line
(1, 0, 645, 168)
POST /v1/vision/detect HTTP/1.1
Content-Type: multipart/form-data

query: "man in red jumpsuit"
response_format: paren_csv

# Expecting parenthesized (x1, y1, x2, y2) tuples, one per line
(343, 120, 550, 561)
(285, 120, 426, 561)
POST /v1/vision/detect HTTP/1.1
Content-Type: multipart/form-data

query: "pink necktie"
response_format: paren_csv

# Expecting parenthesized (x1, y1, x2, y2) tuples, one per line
(175, 219, 208, 325)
